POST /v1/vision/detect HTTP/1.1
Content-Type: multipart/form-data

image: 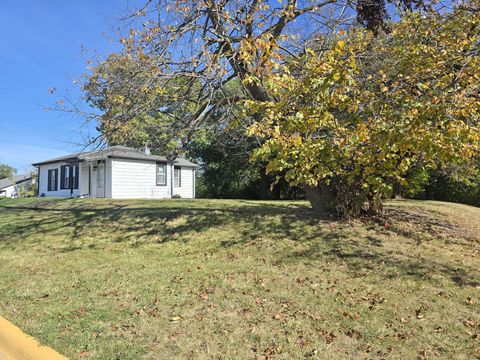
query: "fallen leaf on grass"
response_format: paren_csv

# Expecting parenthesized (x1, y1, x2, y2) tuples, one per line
(273, 313, 283, 320)
(395, 329, 415, 340)
(434, 326, 446, 333)
(416, 309, 424, 319)
(345, 328, 363, 339)
(318, 329, 337, 344)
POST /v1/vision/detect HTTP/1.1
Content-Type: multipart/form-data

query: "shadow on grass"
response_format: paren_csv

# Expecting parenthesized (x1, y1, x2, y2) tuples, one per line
(0, 199, 477, 287)
(0, 199, 316, 249)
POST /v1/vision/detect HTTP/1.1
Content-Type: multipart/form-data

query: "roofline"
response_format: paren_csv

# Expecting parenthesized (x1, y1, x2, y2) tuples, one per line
(15, 177, 32, 185)
(32, 157, 82, 167)
(173, 163, 198, 168)
(106, 155, 172, 163)
(108, 155, 199, 167)
(0, 177, 32, 189)
(32, 148, 199, 167)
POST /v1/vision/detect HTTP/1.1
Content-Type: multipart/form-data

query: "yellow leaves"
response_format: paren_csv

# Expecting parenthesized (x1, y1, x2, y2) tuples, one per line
(244, 4, 480, 211)
(416, 82, 430, 90)
(295, 111, 304, 120)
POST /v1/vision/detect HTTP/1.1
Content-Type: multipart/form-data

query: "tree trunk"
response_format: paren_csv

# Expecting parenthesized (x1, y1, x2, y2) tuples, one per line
(303, 183, 335, 216)
(258, 166, 270, 200)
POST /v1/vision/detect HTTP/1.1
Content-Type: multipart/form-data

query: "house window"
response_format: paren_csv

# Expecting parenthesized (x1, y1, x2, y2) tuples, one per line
(174, 166, 181, 187)
(60, 165, 69, 189)
(60, 165, 79, 190)
(47, 169, 58, 191)
(156, 163, 167, 186)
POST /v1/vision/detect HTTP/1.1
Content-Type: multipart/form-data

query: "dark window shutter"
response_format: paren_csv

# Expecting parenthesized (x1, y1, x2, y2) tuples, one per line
(74, 165, 79, 189)
(47, 170, 52, 191)
(60, 166, 66, 189)
(54, 169, 58, 190)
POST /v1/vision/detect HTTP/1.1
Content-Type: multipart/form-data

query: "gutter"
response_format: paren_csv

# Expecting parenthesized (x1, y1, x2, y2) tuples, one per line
(32, 157, 82, 167)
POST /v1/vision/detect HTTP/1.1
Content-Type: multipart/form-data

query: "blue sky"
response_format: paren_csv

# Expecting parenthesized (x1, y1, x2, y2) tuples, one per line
(0, 1, 135, 172)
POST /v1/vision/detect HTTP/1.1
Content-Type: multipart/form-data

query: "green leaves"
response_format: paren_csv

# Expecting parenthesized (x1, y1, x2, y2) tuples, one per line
(248, 3, 480, 216)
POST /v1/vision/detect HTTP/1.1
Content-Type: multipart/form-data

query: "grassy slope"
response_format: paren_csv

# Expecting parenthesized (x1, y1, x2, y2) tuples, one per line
(0, 198, 478, 360)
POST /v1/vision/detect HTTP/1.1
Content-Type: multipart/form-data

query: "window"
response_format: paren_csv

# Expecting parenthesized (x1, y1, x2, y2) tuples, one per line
(60, 165, 79, 190)
(174, 166, 181, 187)
(156, 163, 167, 186)
(60, 165, 69, 189)
(47, 169, 58, 191)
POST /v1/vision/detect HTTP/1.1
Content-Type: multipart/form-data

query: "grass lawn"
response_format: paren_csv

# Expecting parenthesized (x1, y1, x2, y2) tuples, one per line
(0, 198, 478, 359)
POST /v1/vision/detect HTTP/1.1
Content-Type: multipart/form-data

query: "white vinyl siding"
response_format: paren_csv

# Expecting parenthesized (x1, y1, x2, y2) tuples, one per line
(37, 157, 195, 199)
(174, 166, 181, 187)
(105, 159, 113, 198)
(111, 158, 172, 199)
(172, 166, 195, 198)
(38, 162, 81, 197)
(0, 185, 15, 197)
(79, 164, 90, 197)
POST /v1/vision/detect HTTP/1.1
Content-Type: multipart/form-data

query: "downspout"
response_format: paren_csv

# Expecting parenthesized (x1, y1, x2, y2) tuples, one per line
(104, 160, 106, 198)
(36, 167, 40, 197)
(88, 163, 91, 198)
(69, 165, 73, 197)
(170, 163, 174, 197)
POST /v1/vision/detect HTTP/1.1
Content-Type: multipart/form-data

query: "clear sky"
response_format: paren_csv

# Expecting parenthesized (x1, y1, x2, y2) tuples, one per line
(0, 1, 134, 173)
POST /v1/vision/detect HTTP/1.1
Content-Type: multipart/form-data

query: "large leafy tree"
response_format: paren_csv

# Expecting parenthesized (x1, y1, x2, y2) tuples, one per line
(81, 0, 430, 207)
(248, 3, 480, 216)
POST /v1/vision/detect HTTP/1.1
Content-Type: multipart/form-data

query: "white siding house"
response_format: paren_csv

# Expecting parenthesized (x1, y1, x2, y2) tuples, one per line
(33, 146, 197, 199)
(0, 175, 34, 198)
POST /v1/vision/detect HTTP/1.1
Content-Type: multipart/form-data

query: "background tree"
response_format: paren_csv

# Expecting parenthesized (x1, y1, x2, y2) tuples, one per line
(0, 163, 16, 180)
(188, 125, 302, 199)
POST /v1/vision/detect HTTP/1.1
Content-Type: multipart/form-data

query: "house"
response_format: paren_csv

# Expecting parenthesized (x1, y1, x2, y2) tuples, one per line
(0, 174, 34, 198)
(32, 146, 198, 199)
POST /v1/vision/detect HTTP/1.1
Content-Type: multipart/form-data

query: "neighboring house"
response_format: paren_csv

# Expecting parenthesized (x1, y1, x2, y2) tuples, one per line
(0, 174, 34, 198)
(32, 146, 198, 199)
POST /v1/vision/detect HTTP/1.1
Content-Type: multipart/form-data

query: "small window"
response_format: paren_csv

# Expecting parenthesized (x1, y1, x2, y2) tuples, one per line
(47, 169, 58, 191)
(174, 166, 181, 187)
(156, 163, 167, 186)
(60, 165, 69, 189)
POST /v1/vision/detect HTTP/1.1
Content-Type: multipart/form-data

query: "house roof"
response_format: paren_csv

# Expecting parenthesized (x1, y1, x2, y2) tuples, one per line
(32, 145, 198, 167)
(0, 174, 32, 190)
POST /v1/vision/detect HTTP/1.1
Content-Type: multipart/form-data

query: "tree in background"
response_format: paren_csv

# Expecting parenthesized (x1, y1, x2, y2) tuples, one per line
(188, 126, 302, 199)
(249, 3, 480, 216)
(423, 169, 480, 207)
(0, 163, 16, 180)
(80, 0, 430, 208)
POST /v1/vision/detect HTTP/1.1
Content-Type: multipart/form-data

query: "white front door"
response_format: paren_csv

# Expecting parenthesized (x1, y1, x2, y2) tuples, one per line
(96, 161, 105, 198)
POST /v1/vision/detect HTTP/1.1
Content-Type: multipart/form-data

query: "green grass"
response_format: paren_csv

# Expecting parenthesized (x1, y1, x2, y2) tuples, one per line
(0, 197, 478, 359)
